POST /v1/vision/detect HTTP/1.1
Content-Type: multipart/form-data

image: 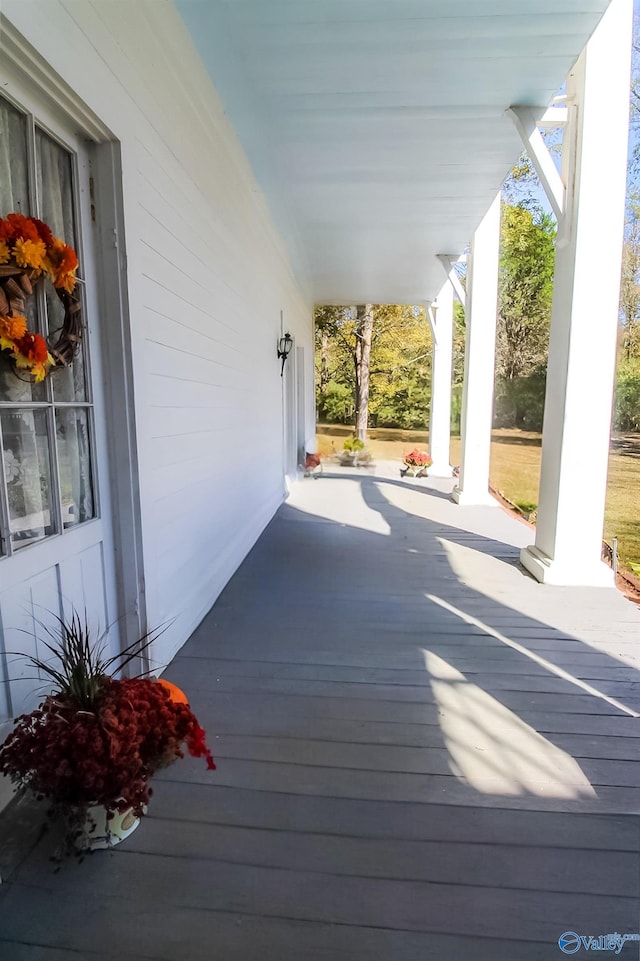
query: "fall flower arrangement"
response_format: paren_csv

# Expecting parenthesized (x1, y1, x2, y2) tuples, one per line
(303, 451, 322, 477)
(403, 448, 432, 469)
(0, 212, 82, 382)
(402, 448, 432, 477)
(0, 613, 215, 849)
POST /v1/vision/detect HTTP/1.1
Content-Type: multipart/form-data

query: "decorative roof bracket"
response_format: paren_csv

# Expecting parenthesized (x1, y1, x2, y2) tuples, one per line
(437, 254, 466, 308)
(507, 105, 567, 222)
(425, 302, 437, 346)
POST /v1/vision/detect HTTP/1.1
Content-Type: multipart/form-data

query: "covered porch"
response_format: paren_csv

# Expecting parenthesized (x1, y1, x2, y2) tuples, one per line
(1, 467, 639, 959)
(177, 0, 633, 588)
(0, 0, 632, 731)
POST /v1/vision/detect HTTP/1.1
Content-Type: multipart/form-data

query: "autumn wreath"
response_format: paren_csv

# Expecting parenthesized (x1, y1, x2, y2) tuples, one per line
(0, 212, 82, 382)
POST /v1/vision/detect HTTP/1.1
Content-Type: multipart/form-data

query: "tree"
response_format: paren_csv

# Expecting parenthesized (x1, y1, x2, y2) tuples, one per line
(620, 196, 640, 356)
(614, 201, 640, 431)
(451, 301, 466, 433)
(502, 152, 540, 209)
(620, 233, 640, 339)
(613, 12, 640, 432)
(314, 304, 432, 433)
(496, 204, 555, 381)
(628, 14, 640, 174)
(614, 364, 640, 431)
(493, 202, 556, 430)
(315, 305, 356, 424)
(354, 304, 374, 440)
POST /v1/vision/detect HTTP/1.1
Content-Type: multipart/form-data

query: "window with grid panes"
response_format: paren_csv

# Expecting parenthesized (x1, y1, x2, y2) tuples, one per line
(0, 93, 95, 556)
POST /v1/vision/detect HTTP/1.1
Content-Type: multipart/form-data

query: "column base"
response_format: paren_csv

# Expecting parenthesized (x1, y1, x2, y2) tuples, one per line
(451, 485, 499, 507)
(428, 461, 454, 479)
(520, 545, 615, 587)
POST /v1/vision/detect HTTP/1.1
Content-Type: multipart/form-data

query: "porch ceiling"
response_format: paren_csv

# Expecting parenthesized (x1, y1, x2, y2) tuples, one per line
(176, 0, 611, 305)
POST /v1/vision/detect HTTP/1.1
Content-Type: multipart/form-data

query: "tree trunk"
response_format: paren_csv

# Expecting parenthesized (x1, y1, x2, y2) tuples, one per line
(354, 304, 374, 441)
(320, 329, 329, 392)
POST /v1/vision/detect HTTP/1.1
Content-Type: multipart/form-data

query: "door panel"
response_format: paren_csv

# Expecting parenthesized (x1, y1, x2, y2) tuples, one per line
(1, 542, 115, 718)
(0, 79, 120, 724)
(58, 542, 111, 640)
(2, 566, 62, 718)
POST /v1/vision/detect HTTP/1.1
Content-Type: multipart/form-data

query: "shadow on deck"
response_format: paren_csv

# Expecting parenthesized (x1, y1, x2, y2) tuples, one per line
(1, 467, 639, 960)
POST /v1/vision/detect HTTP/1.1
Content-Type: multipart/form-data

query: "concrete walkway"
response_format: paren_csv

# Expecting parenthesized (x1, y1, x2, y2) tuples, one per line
(1, 465, 639, 960)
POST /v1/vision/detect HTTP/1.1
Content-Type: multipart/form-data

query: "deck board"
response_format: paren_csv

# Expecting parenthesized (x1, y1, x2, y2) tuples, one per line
(1, 466, 639, 960)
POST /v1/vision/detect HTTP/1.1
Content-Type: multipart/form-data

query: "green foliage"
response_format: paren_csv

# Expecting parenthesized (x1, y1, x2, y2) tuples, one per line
(343, 436, 365, 452)
(615, 193, 640, 433)
(452, 301, 466, 389)
(515, 500, 537, 515)
(628, 17, 640, 175)
(449, 299, 466, 433)
(315, 304, 432, 430)
(372, 381, 431, 429)
(497, 204, 555, 382)
(502, 140, 561, 209)
(620, 200, 640, 378)
(319, 380, 352, 423)
(620, 199, 640, 333)
(447, 200, 554, 435)
(614, 359, 640, 431)
(490, 202, 556, 429)
(450, 384, 463, 435)
(494, 371, 547, 432)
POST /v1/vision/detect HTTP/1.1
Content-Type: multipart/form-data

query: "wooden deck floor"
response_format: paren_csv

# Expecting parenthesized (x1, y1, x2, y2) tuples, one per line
(1, 465, 639, 960)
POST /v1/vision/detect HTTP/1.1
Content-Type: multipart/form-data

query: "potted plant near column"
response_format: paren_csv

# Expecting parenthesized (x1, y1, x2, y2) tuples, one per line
(339, 436, 372, 467)
(0, 613, 215, 853)
(401, 449, 433, 478)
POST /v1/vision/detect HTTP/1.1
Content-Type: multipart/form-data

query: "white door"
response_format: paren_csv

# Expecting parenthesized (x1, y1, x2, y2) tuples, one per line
(0, 85, 120, 725)
(296, 345, 306, 466)
(283, 341, 298, 478)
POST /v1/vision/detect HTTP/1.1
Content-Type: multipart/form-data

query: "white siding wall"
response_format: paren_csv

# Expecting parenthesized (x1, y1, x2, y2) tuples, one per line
(3, 0, 313, 667)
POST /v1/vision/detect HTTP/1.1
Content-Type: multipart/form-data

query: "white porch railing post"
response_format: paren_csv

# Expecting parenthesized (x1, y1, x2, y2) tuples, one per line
(428, 279, 454, 477)
(452, 193, 501, 506)
(521, 0, 632, 585)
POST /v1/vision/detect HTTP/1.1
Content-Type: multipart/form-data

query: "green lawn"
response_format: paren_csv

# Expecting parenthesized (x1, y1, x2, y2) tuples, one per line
(316, 425, 640, 574)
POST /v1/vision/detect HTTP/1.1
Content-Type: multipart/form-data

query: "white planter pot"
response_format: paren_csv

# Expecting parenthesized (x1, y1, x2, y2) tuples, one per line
(76, 804, 140, 851)
(402, 465, 428, 478)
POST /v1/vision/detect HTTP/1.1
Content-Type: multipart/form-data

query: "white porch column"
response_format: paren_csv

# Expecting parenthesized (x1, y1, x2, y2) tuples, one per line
(452, 193, 501, 506)
(428, 279, 454, 477)
(521, 0, 632, 586)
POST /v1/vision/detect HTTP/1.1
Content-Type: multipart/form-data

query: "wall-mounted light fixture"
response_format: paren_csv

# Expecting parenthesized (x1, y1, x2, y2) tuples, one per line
(277, 332, 293, 376)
